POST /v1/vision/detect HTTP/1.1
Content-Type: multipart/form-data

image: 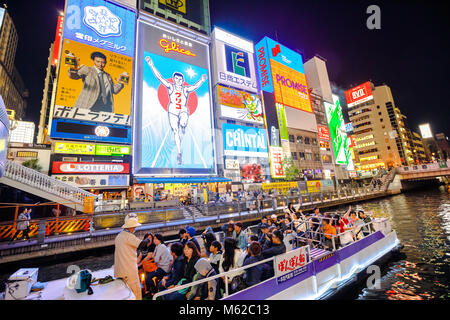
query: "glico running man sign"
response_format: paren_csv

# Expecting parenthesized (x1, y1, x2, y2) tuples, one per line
(133, 17, 216, 176)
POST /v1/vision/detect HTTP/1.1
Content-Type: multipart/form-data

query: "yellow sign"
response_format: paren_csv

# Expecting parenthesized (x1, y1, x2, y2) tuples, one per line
(16, 151, 38, 158)
(83, 196, 94, 214)
(271, 59, 312, 113)
(55, 39, 134, 117)
(262, 181, 297, 194)
(54, 142, 96, 155)
(306, 180, 322, 193)
(159, 0, 186, 14)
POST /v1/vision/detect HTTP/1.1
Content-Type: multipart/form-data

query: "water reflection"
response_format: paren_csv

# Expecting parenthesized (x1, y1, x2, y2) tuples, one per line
(356, 186, 450, 300)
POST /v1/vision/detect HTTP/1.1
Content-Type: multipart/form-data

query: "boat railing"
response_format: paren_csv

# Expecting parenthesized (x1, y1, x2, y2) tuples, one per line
(152, 244, 312, 300)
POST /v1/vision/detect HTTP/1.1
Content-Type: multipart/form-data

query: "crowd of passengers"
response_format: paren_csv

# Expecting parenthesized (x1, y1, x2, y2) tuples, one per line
(120, 204, 375, 300)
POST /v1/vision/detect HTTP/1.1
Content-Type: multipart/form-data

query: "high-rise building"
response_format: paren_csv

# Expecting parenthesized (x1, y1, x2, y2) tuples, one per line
(435, 133, 450, 159)
(0, 6, 27, 120)
(406, 129, 429, 163)
(346, 82, 403, 176)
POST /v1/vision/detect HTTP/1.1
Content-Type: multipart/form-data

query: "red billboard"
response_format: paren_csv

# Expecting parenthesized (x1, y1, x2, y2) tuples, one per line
(52, 15, 64, 66)
(345, 82, 373, 107)
(317, 125, 331, 141)
(52, 162, 129, 174)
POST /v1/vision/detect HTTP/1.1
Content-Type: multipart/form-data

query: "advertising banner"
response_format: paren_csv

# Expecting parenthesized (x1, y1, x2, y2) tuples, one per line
(213, 27, 258, 92)
(54, 142, 131, 156)
(134, 21, 215, 176)
(53, 174, 129, 187)
(217, 85, 263, 124)
(225, 159, 239, 170)
(262, 91, 281, 147)
(52, 161, 129, 174)
(241, 163, 264, 183)
(345, 81, 373, 108)
(50, 118, 131, 144)
(275, 246, 308, 284)
(222, 123, 268, 158)
(317, 125, 331, 141)
(255, 36, 312, 113)
(52, 0, 136, 131)
(9, 121, 35, 144)
(324, 95, 354, 170)
(276, 103, 288, 141)
(270, 146, 285, 178)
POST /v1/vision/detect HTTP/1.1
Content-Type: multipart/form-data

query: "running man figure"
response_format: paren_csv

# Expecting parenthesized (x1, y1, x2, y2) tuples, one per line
(145, 56, 208, 165)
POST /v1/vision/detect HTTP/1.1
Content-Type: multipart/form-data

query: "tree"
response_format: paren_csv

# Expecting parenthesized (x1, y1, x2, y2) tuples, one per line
(21, 159, 43, 172)
(280, 156, 301, 181)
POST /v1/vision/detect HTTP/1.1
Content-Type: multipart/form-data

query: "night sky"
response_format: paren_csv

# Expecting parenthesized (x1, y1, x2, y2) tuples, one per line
(4, 0, 449, 136)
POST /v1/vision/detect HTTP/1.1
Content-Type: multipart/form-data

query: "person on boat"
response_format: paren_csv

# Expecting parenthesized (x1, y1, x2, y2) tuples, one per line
(221, 219, 235, 238)
(145, 233, 173, 295)
(232, 222, 248, 251)
(186, 258, 218, 300)
(242, 241, 266, 287)
(114, 217, 144, 300)
(137, 233, 155, 269)
(256, 216, 268, 237)
(358, 210, 375, 237)
(208, 240, 223, 274)
(201, 226, 216, 256)
(339, 206, 356, 245)
(179, 226, 201, 252)
(164, 241, 201, 300)
(219, 237, 246, 285)
(158, 242, 185, 292)
(261, 230, 286, 259)
(322, 217, 337, 250)
(257, 223, 270, 248)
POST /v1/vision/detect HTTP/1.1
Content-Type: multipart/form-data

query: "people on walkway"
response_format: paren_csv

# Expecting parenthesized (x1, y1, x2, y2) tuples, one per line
(114, 217, 143, 300)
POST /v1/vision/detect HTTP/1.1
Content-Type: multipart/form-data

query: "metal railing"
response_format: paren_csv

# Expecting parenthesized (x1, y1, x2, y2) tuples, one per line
(1, 160, 97, 206)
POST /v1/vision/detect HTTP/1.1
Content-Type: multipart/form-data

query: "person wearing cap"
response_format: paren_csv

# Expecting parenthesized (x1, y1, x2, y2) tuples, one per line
(114, 217, 143, 300)
(232, 222, 247, 251)
(179, 226, 201, 252)
(186, 258, 218, 300)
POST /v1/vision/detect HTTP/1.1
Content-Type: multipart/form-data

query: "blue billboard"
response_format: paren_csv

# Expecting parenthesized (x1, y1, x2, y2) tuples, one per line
(222, 123, 268, 158)
(63, 0, 136, 57)
(133, 21, 216, 176)
(50, 118, 131, 144)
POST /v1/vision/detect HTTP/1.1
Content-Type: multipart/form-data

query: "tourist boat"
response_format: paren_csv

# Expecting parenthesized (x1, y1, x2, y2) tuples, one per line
(2, 217, 400, 300)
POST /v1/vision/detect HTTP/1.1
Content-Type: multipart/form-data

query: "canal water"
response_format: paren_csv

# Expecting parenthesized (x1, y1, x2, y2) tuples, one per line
(1, 186, 449, 300)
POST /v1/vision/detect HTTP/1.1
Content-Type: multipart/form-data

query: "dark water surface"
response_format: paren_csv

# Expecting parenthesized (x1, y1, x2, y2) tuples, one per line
(1, 187, 449, 299)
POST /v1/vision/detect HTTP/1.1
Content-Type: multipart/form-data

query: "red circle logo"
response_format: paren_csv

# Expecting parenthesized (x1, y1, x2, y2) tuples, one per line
(157, 78, 198, 115)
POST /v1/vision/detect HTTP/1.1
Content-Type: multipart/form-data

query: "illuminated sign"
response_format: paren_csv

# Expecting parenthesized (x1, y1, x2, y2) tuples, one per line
(419, 123, 433, 139)
(276, 104, 288, 141)
(345, 122, 353, 133)
(212, 27, 258, 92)
(52, 161, 129, 174)
(324, 95, 354, 170)
(54, 142, 131, 156)
(16, 151, 38, 158)
(255, 36, 312, 113)
(225, 159, 240, 170)
(52, 15, 64, 66)
(133, 20, 215, 176)
(217, 85, 263, 124)
(241, 163, 264, 183)
(9, 121, 35, 144)
(50, 119, 131, 144)
(317, 125, 331, 141)
(222, 123, 268, 158)
(275, 246, 308, 284)
(52, 0, 136, 131)
(270, 146, 285, 178)
(53, 174, 129, 187)
(159, 0, 186, 14)
(159, 38, 196, 57)
(345, 82, 373, 108)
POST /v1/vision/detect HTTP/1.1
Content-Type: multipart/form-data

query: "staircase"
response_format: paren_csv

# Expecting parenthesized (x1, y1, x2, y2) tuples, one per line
(0, 160, 97, 212)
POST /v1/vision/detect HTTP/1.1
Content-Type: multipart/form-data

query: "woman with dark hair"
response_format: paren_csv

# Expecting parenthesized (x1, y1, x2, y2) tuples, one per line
(219, 237, 245, 284)
(164, 241, 201, 300)
(137, 233, 155, 268)
(144, 233, 172, 295)
(243, 241, 265, 287)
(201, 226, 217, 256)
